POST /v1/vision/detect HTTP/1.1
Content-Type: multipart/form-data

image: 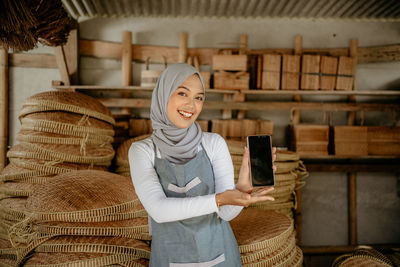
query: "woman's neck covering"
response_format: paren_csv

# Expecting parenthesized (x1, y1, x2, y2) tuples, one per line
(150, 63, 205, 164)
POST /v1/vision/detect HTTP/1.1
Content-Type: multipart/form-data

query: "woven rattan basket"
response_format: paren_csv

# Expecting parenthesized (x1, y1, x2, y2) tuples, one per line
(332, 247, 395, 267)
(0, 163, 52, 184)
(275, 150, 300, 162)
(0, 197, 27, 222)
(0, 182, 35, 200)
(230, 209, 293, 254)
(116, 134, 151, 169)
(19, 91, 115, 125)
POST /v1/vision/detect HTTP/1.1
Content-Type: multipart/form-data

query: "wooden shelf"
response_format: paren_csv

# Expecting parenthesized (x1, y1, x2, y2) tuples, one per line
(54, 85, 400, 96)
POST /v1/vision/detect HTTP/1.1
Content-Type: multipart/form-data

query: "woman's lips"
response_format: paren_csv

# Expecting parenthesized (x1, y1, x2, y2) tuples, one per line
(178, 110, 193, 120)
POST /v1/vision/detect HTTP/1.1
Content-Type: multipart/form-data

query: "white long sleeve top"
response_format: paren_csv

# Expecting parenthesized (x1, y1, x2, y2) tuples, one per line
(128, 132, 243, 223)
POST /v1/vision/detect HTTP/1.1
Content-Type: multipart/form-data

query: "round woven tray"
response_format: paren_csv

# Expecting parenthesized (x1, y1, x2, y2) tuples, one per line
(0, 197, 26, 222)
(241, 230, 296, 265)
(230, 209, 293, 254)
(290, 246, 303, 267)
(25, 170, 140, 220)
(249, 200, 294, 210)
(0, 163, 52, 183)
(19, 91, 115, 125)
(23, 251, 148, 267)
(275, 150, 299, 162)
(35, 235, 150, 259)
(116, 135, 151, 168)
(17, 129, 112, 146)
(333, 247, 394, 267)
(8, 143, 114, 166)
(275, 161, 299, 174)
(0, 182, 35, 199)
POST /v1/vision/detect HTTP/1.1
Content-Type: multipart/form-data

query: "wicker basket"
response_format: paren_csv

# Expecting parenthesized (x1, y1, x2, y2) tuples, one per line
(19, 91, 115, 125)
(332, 247, 395, 267)
(116, 135, 151, 169)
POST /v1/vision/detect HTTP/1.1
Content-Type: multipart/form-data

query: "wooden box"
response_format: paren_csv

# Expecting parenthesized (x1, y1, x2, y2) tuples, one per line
(196, 120, 209, 132)
(301, 55, 320, 90)
(257, 120, 274, 135)
(213, 71, 250, 90)
(212, 55, 248, 71)
(368, 126, 400, 156)
(320, 56, 338, 90)
(211, 119, 273, 141)
(334, 126, 368, 156)
(262, 54, 281, 90)
(129, 118, 153, 137)
(336, 56, 356, 90)
(290, 124, 329, 155)
(281, 55, 300, 90)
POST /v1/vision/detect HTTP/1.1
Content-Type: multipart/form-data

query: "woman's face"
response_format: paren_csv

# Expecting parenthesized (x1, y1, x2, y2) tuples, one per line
(167, 74, 204, 129)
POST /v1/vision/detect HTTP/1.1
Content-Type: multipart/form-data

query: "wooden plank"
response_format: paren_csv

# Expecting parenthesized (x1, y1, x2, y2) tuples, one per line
(302, 244, 400, 254)
(179, 32, 188, 63)
(122, 31, 133, 114)
(320, 56, 338, 90)
(256, 55, 262, 89)
(63, 29, 79, 84)
(214, 71, 250, 90)
(9, 53, 57, 68)
(54, 46, 71, 86)
(301, 55, 320, 90)
(261, 54, 281, 90)
(98, 98, 400, 112)
(281, 55, 300, 90)
(239, 34, 248, 55)
(305, 163, 400, 172)
(78, 39, 400, 64)
(0, 48, 8, 171)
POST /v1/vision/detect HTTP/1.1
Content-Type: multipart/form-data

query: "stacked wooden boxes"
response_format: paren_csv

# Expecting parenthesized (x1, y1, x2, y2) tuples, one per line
(281, 54, 301, 90)
(212, 55, 249, 90)
(211, 119, 273, 141)
(290, 124, 330, 156)
(334, 126, 368, 156)
(320, 56, 338, 90)
(368, 126, 400, 156)
(262, 54, 281, 90)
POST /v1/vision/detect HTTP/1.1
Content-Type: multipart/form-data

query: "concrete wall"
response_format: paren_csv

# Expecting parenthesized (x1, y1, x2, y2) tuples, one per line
(8, 17, 400, 258)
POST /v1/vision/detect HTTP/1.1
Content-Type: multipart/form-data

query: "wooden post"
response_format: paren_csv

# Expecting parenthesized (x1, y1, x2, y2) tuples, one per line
(0, 48, 8, 171)
(179, 32, 188, 63)
(347, 39, 358, 124)
(121, 31, 132, 114)
(54, 46, 71, 86)
(63, 28, 79, 84)
(237, 34, 248, 119)
(292, 35, 302, 124)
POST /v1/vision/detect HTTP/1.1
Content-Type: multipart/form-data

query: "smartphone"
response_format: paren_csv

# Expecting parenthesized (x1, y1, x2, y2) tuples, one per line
(247, 135, 275, 187)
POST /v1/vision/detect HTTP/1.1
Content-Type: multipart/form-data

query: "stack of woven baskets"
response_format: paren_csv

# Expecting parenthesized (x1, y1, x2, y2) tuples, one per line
(0, 91, 116, 266)
(115, 134, 151, 178)
(332, 247, 400, 266)
(230, 209, 303, 266)
(227, 141, 308, 219)
(7, 170, 150, 266)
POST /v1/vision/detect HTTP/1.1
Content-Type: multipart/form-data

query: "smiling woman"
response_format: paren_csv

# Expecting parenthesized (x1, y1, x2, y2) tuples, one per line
(128, 63, 275, 267)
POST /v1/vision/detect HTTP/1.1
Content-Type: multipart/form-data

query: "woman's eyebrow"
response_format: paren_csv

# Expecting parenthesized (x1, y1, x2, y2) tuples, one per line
(177, 86, 204, 95)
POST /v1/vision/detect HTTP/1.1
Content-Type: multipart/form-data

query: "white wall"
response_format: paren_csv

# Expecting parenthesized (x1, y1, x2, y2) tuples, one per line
(8, 17, 400, 247)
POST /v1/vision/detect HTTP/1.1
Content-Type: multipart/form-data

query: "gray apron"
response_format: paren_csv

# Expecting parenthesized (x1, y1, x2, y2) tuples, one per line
(149, 142, 242, 267)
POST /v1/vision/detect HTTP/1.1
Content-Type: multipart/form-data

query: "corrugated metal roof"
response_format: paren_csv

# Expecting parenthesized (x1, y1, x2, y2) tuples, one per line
(62, 0, 400, 21)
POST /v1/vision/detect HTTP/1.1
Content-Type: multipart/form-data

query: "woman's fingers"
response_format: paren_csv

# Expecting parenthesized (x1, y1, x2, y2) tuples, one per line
(272, 147, 277, 162)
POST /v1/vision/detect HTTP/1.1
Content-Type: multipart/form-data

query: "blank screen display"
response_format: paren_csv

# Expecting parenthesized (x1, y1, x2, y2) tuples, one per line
(248, 135, 274, 186)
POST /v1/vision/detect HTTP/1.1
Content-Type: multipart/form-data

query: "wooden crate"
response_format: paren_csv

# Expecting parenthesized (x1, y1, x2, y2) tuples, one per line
(301, 55, 320, 90)
(281, 55, 300, 90)
(334, 126, 368, 156)
(320, 56, 338, 90)
(212, 55, 248, 71)
(213, 71, 250, 90)
(196, 120, 209, 132)
(368, 126, 400, 156)
(336, 56, 356, 90)
(262, 54, 281, 90)
(211, 119, 273, 141)
(290, 124, 329, 155)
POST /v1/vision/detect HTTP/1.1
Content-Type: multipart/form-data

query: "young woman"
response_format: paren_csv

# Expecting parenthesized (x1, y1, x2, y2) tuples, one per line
(129, 63, 276, 267)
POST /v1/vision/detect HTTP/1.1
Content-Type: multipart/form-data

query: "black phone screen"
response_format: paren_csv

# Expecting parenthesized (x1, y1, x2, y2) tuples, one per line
(247, 135, 275, 186)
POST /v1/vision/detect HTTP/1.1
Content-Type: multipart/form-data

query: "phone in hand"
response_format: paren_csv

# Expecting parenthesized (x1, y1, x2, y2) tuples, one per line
(247, 135, 275, 187)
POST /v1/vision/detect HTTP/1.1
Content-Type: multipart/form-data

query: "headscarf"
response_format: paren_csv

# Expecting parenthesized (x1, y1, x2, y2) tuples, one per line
(150, 63, 205, 164)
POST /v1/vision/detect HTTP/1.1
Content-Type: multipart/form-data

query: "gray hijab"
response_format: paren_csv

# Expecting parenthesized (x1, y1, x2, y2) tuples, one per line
(150, 63, 205, 164)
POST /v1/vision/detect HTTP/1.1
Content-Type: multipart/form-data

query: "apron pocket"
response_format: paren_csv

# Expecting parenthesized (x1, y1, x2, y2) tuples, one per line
(169, 253, 225, 267)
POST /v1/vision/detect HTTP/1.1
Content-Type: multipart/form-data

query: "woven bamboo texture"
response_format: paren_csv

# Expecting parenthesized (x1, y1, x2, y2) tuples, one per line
(230, 209, 293, 254)
(333, 247, 395, 267)
(18, 91, 115, 125)
(0, 163, 53, 183)
(116, 134, 151, 169)
(0, 198, 27, 222)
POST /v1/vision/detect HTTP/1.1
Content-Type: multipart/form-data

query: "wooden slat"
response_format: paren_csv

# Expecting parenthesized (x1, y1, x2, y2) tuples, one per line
(281, 55, 300, 90)
(262, 54, 281, 90)
(305, 163, 400, 172)
(320, 56, 338, 90)
(179, 32, 188, 63)
(0, 48, 8, 171)
(54, 46, 71, 86)
(348, 172, 357, 246)
(301, 55, 320, 90)
(78, 39, 400, 64)
(121, 31, 133, 114)
(9, 53, 57, 68)
(97, 98, 400, 112)
(336, 56, 356, 90)
(63, 28, 79, 84)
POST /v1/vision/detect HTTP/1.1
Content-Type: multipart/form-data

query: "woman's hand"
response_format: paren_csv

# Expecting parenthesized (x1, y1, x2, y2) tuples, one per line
(216, 187, 275, 208)
(235, 146, 277, 194)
